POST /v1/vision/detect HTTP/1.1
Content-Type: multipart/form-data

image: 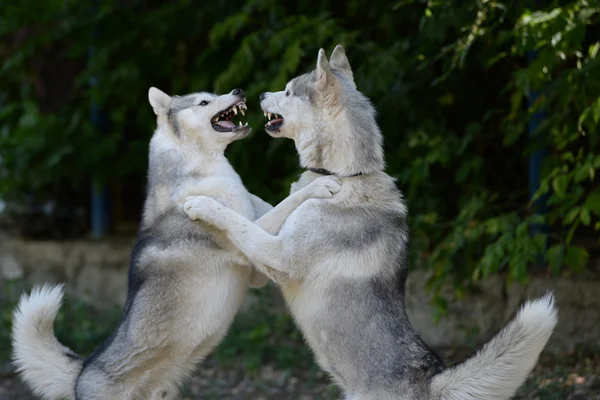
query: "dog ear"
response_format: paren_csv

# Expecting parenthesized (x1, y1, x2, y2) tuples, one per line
(329, 45, 355, 88)
(148, 87, 172, 115)
(315, 48, 337, 93)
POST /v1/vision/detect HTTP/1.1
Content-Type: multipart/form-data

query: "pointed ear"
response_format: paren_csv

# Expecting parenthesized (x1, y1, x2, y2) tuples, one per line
(315, 48, 337, 92)
(148, 87, 172, 115)
(329, 45, 355, 88)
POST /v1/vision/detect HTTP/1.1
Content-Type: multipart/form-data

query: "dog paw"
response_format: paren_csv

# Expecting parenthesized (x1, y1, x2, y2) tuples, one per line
(183, 195, 219, 220)
(249, 268, 270, 289)
(307, 177, 342, 199)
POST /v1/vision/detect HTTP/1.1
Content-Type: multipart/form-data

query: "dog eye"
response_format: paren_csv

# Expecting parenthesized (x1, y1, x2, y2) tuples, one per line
(285, 90, 291, 97)
(199, 101, 209, 106)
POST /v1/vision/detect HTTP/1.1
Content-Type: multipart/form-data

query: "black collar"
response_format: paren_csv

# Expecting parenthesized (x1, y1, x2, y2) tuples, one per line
(306, 167, 365, 177)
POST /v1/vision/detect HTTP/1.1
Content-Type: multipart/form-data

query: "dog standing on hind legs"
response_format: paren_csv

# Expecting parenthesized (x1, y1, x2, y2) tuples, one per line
(11, 87, 341, 400)
(184, 45, 558, 400)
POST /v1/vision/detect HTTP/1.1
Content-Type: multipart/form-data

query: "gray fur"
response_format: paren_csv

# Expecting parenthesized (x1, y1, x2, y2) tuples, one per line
(12, 87, 276, 400)
(167, 94, 210, 137)
(261, 48, 384, 176)
(189, 45, 557, 400)
(290, 71, 317, 101)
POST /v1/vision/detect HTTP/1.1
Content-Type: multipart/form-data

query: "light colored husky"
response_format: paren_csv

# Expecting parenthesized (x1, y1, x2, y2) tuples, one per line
(11, 87, 341, 400)
(183, 46, 558, 400)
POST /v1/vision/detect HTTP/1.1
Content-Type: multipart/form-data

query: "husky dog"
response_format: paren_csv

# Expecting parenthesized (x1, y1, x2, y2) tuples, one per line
(182, 46, 558, 400)
(12, 87, 341, 400)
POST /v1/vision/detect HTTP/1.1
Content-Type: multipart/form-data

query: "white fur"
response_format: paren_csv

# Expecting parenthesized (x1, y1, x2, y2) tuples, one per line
(11, 86, 343, 399)
(431, 293, 558, 400)
(149, 87, 172, 115)
(191, 45, 558, 400)
(11, 88, 274, 399)
(12, 284, 81, 400)
(260, 51, 383, 177)
(184, 176, 342, 284)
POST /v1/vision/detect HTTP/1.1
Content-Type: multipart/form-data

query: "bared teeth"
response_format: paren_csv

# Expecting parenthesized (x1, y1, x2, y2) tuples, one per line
(212, 103, 249, 125)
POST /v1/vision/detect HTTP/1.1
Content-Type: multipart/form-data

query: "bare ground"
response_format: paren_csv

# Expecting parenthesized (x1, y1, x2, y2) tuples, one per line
(2, 348, 599, 400)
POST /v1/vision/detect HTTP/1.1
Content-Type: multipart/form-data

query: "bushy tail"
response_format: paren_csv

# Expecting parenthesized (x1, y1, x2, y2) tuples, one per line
(431, 293, 557, 400)
(12, 284, 84, 400)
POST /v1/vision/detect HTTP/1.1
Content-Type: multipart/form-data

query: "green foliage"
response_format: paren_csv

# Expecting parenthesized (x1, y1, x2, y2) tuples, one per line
(0, 281, 316, 375)
(1, 0, 599, 306)
(215, 288, 316, 373)
(0, 280, 122, 362)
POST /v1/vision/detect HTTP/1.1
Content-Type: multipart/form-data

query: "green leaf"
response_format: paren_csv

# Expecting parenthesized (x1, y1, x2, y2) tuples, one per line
(431, 295, 448, 322)
(580, 207, 591, 226)
(546, 244, 564, 274)
(552, 175, 568, 197)
(593, 98, 600, 125)
(564, 207, 580, 225)
(578, 106, 592, 132)
(532, 234, 547, 252)
(516, 221, 529, 237)
(590, 42, 600, 59)
(575, 164, 593, 182)
(585, 191, 600, 217)
(564, 246, 589, 272)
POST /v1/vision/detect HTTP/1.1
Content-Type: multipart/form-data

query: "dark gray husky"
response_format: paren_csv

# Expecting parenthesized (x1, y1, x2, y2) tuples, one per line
(183, 46, 558, 400)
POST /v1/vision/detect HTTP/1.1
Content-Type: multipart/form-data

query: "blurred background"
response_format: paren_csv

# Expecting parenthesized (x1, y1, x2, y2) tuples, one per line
(1, 0, 599, 399)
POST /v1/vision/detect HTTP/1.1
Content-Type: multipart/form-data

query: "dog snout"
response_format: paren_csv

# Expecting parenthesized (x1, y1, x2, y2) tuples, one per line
(259, 92, 267, 101)
(231, 88, 244, 97)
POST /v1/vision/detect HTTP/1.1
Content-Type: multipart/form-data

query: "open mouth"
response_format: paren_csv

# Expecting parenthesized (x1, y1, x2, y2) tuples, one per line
(211, 101, 249, 133)
(264, 112, 284, 131)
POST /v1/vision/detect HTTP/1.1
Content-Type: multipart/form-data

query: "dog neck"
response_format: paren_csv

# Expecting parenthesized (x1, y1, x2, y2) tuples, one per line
(294, 107, 385, 177)
(149, 125, 231, 178)
(305, 167, 365, 178)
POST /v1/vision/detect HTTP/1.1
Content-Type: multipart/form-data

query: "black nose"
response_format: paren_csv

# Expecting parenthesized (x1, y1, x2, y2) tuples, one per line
(231, 88, 244, 96)
(259, 92, 266, 101)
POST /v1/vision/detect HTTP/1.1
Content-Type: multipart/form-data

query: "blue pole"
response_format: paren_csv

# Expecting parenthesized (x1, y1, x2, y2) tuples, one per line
(527, 51, 548, 222)
(89, 5, 109, 238)
(527, 0, 548, 242)
(91, 181, 109, 237)
(527, 51, 548, 269)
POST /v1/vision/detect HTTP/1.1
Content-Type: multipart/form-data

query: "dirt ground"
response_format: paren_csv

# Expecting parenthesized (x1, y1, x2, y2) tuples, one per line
(2, 348, 599, 400)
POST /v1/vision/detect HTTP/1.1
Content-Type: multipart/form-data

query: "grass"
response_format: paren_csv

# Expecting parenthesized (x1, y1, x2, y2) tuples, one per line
(2, 279, 599, 399)
(0, 279, 122, 363)
(213, 287, 317, 374)
(514, 344, 600, 399)
(0, 279, 316, 375)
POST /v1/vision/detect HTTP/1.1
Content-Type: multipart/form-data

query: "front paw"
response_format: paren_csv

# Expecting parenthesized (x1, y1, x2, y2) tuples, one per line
(306, 177, 342, 199)
(183, 195, 221, 221)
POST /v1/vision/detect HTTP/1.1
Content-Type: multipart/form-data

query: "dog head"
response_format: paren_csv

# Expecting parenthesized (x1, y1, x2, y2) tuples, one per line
(259, 45, 384, 176)
(148, 87, 250, 149)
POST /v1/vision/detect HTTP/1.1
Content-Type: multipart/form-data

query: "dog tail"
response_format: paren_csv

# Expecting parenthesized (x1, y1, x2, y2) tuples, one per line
(12, 284, 84, 400)
(430, 293, 557, 400)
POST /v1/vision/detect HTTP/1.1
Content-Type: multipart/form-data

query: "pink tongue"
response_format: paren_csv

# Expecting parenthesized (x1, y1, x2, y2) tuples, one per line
(216, 120, 236, 129)
(269, 118, 283, 125)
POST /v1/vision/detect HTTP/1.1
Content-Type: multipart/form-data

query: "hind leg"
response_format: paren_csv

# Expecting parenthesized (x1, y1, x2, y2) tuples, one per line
(76, 368, 124, 400)
(147, 345, 211, 400)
